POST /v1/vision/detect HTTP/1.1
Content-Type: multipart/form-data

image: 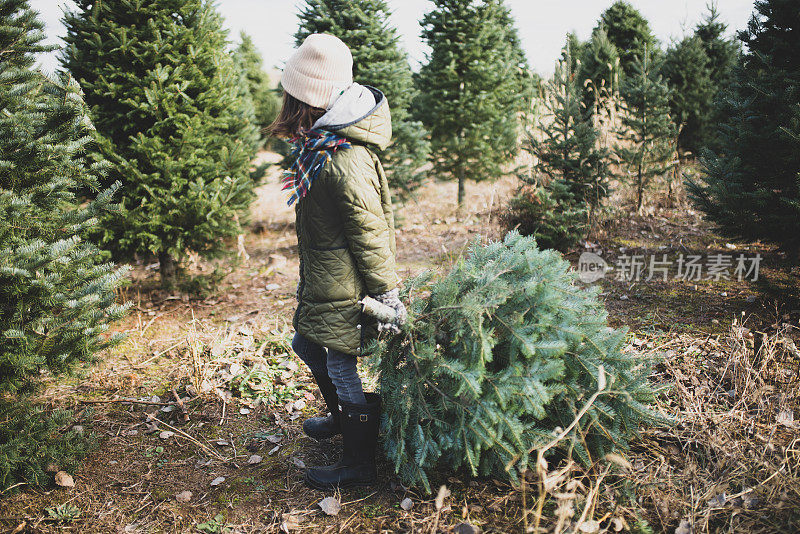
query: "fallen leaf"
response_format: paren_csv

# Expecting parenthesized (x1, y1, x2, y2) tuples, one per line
(248, 455, 263, 465)
(266, 434, 283, 444)
(215, 440, 230, 447)
(604, 452, 632, 471)
(435, 485, 450, 511)
(239, 407, 251, 415)
(293, 399, 307, 411)
(777, 409, 796, 428)
(292, 457, 306, 469)
(578, 520, 600, 533)
(268, 445, 281, 455)
(210, 476, 225, 487)
(160, 405, 175, 413)
(175, 490, 192, 503)
(54, 471, 74, 488)
(280, 513, 301, 532)
(400, 497, 413, 511)
(319, 496, 341, 516)
(159, 431, 174, 440)
(675, 519, 693, 534)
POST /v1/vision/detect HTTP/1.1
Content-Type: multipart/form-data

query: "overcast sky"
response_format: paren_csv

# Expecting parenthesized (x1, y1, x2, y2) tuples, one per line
(30, 0, 755, 76)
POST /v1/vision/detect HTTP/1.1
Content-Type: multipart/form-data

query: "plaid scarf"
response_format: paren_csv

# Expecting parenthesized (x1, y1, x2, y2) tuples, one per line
(282, 129, 351, 206)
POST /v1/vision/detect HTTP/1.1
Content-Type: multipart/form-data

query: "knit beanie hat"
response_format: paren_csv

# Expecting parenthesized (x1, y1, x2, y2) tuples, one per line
(282, 34, 353, 109)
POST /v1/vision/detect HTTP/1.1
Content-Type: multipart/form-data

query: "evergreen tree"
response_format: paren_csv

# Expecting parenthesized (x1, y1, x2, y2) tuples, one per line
(233, 32, 280, 150)
(563, 31, 585, 75)
(1, 400, 96, 492)
(0, 0, 128, 394)
(62, 0, 258, 286)
(504, 181, 586, 253)
(596, 1, 657, 77)
(688, 0, 800, 262)
(369, 232, 666, 492)
(662, 36, 715, 155)
(509, 45, 610, 251)
(695, 3, 740, 89)
(415, 0, 531, 207)
(617, 47, 676, 213)
(693, 3, 741, 151)
(579, 27, 621, 117)
(295, 0, 429, 197)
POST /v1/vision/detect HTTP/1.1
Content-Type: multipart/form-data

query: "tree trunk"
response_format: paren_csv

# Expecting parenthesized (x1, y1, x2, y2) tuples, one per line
(159, 252, 176, 289)
(636, 164, 644, 214)
(457, 168, 466, 212)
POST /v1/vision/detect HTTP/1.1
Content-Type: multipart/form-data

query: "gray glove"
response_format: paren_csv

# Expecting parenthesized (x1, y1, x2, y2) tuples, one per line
(373, 288, 407, 334)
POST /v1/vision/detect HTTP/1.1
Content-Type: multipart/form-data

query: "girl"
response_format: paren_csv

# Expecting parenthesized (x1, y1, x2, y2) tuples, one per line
(269, 34, 406, 490)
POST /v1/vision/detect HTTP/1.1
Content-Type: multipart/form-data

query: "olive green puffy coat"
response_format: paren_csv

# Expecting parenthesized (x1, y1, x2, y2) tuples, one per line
(293, 91, 399, 355)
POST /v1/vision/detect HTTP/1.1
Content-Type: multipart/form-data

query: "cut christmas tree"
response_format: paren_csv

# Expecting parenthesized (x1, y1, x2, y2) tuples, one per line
(369, 232, 667, 492)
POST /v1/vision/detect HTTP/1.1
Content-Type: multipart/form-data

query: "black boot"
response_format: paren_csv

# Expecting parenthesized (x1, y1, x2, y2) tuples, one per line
(303, 371, 342, 440)
(305, 393, 381, 490)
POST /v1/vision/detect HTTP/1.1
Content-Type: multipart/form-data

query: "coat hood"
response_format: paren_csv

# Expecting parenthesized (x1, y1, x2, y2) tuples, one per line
(312, 84, 392, 151)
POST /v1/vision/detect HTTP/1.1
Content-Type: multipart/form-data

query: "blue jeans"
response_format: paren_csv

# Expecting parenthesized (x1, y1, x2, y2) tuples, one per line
(291, 332, 366, 405)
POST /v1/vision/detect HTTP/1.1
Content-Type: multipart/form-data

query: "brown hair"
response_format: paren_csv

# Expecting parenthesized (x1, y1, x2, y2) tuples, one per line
(268, 91, 326, 139)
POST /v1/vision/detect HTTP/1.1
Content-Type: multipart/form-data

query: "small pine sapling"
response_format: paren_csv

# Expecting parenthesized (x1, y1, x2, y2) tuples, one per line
(617, 46, 676, 213)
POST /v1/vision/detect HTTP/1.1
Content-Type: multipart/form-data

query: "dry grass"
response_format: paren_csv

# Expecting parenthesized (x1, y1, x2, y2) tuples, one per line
(515, 320, 800, 533)
(3, 162, 800, 533)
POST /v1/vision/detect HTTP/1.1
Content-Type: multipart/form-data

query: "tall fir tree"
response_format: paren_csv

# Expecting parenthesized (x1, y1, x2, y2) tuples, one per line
(688, 0, 800, 262)
(662, 36, 715, 155)
(596, 1, 657, 78)
(695, 4, 740, 90)
(0, 0, 128, 393)
(563, 31, 585, 75)
(579, 27, 621, 118)
(294, 0, 429, 197)
(233, 31, 280, 150)
(509, 44, 610, 251)
(617, 47, 676, 213)
(693, 3, 741, 152)
(62, 0, 258, 286)
(415, 0, 531, 207)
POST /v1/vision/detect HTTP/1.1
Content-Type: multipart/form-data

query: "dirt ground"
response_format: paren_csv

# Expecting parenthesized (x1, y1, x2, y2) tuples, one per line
(2, 160, 800, 533)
